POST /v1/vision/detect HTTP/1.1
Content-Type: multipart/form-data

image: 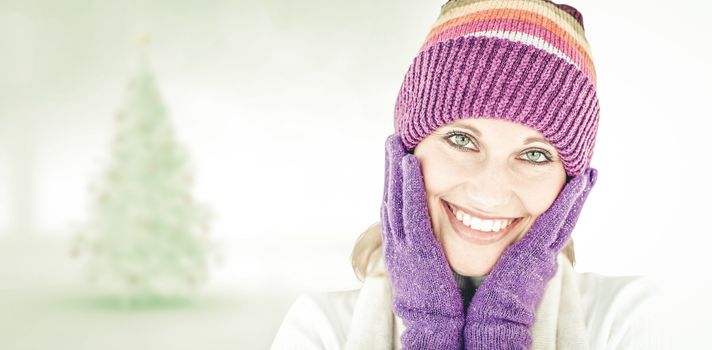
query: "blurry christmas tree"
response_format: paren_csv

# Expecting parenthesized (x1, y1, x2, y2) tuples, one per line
(73, 36, 215, 307)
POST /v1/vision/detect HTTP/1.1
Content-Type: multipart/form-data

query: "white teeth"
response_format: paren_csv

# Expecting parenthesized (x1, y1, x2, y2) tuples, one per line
(491, 220, 501, 232)
(481, 219, 493, 232)
(470, 216, 482, 230)
(451, 205, 515, 233)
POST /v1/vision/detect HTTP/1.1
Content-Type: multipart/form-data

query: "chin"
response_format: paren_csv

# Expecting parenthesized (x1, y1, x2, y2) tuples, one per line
(433, 227, 494, 276)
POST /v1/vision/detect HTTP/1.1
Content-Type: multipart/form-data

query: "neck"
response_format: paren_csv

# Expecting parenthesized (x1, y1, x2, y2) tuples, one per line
(453, 270, 488, 310)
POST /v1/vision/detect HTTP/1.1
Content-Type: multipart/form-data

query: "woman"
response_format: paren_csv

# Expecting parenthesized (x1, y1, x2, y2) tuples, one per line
(272, 0, 664, 349)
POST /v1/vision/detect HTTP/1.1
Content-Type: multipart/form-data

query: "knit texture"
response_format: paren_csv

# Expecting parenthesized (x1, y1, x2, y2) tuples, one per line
(463, 166, 597, 349)
(381, 132, 598, 349)
(381, 134, 464, 349)
(394, 0, 599, 176)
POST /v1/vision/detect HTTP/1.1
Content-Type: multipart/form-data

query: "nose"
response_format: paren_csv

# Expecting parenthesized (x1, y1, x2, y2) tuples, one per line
(461, 161, 513, 212)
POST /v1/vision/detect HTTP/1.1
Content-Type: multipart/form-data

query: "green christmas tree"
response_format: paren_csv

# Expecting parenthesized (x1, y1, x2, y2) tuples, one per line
(74, 41, 214, 306)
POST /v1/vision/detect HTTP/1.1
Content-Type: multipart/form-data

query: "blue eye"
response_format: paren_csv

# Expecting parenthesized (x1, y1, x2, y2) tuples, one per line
(444, 131, 554, 166)
(445, 132, 477, 150)
(520, 150, 552, 165)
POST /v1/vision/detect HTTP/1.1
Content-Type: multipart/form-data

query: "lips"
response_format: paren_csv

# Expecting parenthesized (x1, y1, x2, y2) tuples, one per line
(441, 199, 522, 245)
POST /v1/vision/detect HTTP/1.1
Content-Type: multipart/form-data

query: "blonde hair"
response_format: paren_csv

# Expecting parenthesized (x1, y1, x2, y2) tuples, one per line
(350, 221, 576, 281)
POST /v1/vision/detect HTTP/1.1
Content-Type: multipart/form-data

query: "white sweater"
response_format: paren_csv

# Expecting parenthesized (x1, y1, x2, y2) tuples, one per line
(272, 254, 668, 349)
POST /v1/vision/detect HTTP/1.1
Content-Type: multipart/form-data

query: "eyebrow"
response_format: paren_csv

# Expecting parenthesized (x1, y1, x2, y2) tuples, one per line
(451, 122, 554, 147)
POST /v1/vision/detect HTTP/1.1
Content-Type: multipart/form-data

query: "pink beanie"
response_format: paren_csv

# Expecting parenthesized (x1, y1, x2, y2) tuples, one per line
(394, 0, 599, 176)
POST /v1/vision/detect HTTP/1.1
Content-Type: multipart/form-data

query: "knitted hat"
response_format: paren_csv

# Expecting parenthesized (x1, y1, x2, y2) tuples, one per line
(394, 0, 599, 176)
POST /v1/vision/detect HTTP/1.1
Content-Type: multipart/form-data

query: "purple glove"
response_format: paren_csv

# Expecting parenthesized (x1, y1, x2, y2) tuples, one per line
(464, 167, 598, 349)
(380, 134, 464, 349)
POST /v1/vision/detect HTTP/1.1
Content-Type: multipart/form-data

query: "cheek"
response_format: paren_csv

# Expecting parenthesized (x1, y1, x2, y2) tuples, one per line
(520, 187, 558, 215)
(417, 154, 472, 242)
(417, 151, 465, 194)
(514, 172, 567, 217)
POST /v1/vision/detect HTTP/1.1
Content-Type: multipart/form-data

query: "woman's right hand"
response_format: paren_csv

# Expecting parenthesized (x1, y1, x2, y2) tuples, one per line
(380, 134, 464, 349)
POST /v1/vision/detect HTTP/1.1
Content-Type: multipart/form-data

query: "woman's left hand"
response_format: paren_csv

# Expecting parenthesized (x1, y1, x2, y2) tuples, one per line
(464, 167, 598, 349)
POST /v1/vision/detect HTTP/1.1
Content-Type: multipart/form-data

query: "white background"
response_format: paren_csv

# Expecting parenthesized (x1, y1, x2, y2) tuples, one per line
(1, 0, 710, 348)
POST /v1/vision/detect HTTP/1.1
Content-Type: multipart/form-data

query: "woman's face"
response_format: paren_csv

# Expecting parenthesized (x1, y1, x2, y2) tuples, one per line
(413, 118, 567, 276)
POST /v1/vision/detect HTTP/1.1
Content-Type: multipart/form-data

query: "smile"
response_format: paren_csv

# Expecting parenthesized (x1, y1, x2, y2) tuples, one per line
(441, 199, 523, 244)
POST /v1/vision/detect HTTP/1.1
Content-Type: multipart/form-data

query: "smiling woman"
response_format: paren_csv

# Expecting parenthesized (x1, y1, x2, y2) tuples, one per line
(414, 118, 569, 277)
(272, 0, 665, 349)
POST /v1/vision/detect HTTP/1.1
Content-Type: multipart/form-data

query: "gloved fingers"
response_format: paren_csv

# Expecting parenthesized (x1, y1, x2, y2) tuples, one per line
(382, 143, 389, 205)
(381, 136, 392, 236)
(380, 202, 394, 247)
(383, 134, 404, 202)
(559, 167, 597, 204)
(517, 167, 598, 250)
(587, 167, 598, 187)
(385, 134, 407, 241)
(401, 153, 438, 248)
(550, 167, 598, 251)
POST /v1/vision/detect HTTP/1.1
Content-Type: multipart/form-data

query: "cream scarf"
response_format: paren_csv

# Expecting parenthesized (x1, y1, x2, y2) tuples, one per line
(344, 252, 589, 350)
